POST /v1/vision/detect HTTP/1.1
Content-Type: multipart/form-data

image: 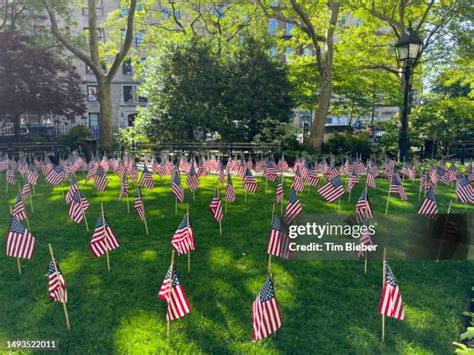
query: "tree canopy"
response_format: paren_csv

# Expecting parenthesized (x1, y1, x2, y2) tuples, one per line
(0, 32, 84, 138)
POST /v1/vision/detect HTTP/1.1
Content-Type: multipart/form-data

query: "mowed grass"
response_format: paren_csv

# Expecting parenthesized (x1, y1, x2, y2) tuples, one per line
(0, 172, 472, 354)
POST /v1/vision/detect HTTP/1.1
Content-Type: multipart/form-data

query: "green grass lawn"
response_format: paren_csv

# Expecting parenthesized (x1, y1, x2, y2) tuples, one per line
(0, 173, 472, 354)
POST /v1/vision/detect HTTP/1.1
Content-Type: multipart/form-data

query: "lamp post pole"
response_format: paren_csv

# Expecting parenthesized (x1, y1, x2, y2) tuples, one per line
(399, 65, 411, 160)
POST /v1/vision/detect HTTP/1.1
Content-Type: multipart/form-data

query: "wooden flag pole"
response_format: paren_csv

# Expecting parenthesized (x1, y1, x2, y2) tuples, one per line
(100, 202, 111, 271)
(384, 187, 391, 215)
(338, 198, 341, 215)
(9, 205, 21, 275)
(140, 190, 149, 236)
(167, 250, 176, 337)
(74, 174, 89, 232)
(219, 219, 222, 236)
(265, 176, 268, 194)
(224, 198, 227, 215)
(271, 203, 275, 223)
(280, 173, 284, 215)
(268, 254, 272, 275)
(245, 188, 248, 203)
(381, 248, 386, 342)
(364, 186, 369, 275)
(48, 243, 71, 331)
(175, 198, 178, 215)
(192, 189, 195, 202)
(436, 200, 453, 262)
(187, 204, 191, 272)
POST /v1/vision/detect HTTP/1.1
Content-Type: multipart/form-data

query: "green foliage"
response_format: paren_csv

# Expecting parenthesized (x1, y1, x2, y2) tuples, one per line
(136, 36, 294, 143)
(452, 304, 474, 353)
(323, 132, 372, 159)
(59, 126, 92, 148)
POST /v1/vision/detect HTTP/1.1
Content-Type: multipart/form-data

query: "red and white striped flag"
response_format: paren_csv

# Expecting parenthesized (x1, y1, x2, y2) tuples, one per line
(65, 175, 79, 204)
(134, 188, 146, 221)
(6, 215, 36, 259)
(89, 214, 120, 258)
(252, 275, 282, 341)
(225, 173, 236, 202)
(139, 164, 155, 189)
(94, 167, 109, 192)
(12, 194, 27, 221)
(186, 164, 199, 192)
(378, 262, 405, 320)
(48, 258, 67, 303)
(284, 189, 302, 225)
(418, 187, 438, 219)
(68, 191, 89, 224)
(119, 175, 129, 199)
(209, 188, 224, 222)
(275, 176, 284, 204)
(243, 168, 257, 194)
(318, 176, 344, 203)
(291, 167, 305, 192)
(171, 169, 185, 203)
(171, 214, 195, 255)
(158, 264, 191, 321)
(267, 215, 290, 259)
(356, 190, 373, 224)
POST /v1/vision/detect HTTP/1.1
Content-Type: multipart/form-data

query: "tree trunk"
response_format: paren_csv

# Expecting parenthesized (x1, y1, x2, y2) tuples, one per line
(309, 78, 332, 153)
(98, 79, 113, 151)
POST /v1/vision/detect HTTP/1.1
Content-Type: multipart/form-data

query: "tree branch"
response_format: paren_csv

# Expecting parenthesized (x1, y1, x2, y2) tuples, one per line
(106, 0, 137, 83)
(43, 0, 102, 78)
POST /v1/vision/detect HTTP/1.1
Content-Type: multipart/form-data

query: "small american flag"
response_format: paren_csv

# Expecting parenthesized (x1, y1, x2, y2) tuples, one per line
(355, 230, 373, 258)
(171, 169, 185, 203)
(139, 164, 155, 189)
(401, 162, 414, 179)
(65, 175, 79, 204)
(383, 159, 395, 178)
(243, 168, 258, 194)
(456, 175, 474, 204)
(291, 167, 305, 192)
(265, 161, 278, 182)
(89, 214, 120, 258)
(418, 187, 438, 219)
(347, 171, 359, 192)
(275, 176, 284, 203)
(447, 164, 459, 182)
(217, 164, 226, 184)
(238, 158, 246, 178)
(277, 156, 288, 172)
(389, 173, 407, 201)
(186, 164, 199, 192)
(378, 263, 404, 320)
(49, 258, 67, 303)
(307, 166, 319, 187)
(284, 189, 302, 225)
(252, 275, 282, 341)
(27, 167, 39, 186)
(323, 167, 340, 181)
(85, 162, 98, 182)
(6, 215, 36, 259)
(134, 188, 146, 221)
(366, 172, 376, 189)
(436, 166, 450, 185)
(225, 173, 236, 202)
(209, 188, 224, 222)
(267, 215, 290, 259)
(45, 165, 65, 186)
(158, 264, 191, 321)
(318, 176, 344, 203)
(94, 167, 109, 192)
(356, 190, 373, 224)
(69, 191, 86, 223)
(12, 194, 27, 221)
(6, 168, 16, 185)
(171, 214, 195, 255)
(119, 175, 129, 199)
(21, 178, 31, 199)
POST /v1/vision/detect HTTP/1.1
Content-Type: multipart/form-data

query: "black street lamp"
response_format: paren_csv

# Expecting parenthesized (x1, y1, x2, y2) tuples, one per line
(395, 26, 422, 160)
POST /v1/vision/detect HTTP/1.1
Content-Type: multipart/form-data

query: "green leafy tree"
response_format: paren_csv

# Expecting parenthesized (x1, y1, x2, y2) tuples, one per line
(136, 38, 223, 142)
(42, 0, 138, 150)
(220, 37, 294, 141)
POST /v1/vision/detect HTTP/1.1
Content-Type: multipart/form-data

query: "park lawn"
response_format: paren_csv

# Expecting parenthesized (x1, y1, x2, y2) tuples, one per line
(0, 172, 472, 354)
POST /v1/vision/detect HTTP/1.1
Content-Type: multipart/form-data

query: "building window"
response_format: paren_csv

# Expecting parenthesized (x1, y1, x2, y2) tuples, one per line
(123, 85, 134, 103)
(128, 114, 137, 127)
(82, 0, 104, 16)
(87, 85, 98, 102)
(122, 59, 132, 75)
(135, 30, 145, 47)
(268, 18, 277, 35)
(285, 22, 294, 36)
(89, 113, 99, 136)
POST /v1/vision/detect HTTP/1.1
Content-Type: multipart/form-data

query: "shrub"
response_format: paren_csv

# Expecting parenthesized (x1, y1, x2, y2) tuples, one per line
(323, 132, 372, 159)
